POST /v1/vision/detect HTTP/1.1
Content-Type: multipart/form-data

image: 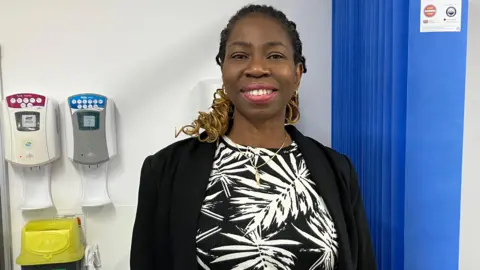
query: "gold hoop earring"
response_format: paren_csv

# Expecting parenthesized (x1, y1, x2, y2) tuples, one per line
(285, 90, 300, 124)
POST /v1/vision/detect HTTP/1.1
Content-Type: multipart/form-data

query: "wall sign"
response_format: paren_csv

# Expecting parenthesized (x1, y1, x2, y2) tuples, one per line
(420, 0, 462, 32)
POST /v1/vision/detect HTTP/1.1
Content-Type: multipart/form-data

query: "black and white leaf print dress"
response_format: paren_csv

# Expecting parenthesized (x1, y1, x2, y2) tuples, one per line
(196, 136, 339, 270)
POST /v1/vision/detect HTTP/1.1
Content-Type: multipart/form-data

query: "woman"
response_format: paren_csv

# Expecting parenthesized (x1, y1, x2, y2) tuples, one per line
(131, 4, 376, 270)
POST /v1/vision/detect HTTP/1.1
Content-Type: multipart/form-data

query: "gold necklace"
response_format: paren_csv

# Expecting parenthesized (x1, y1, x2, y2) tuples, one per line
(232, 133, 288, 185)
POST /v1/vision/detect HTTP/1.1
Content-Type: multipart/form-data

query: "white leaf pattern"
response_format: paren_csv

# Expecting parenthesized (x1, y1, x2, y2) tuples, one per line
(197, 226, 222, 270)
(211, 228, 300, 270)
(196, 137, 338, 270)
(293, 211, 339, 270)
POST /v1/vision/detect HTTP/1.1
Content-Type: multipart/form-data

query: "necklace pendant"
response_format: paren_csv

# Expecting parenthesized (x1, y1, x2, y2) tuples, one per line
(255, 171, 261, 185)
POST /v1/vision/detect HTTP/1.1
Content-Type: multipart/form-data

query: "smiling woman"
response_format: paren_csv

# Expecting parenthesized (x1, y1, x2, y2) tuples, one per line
(221, 13, 303, 142)
(176, 6, 304, 146)
(131, 4, 377, 270)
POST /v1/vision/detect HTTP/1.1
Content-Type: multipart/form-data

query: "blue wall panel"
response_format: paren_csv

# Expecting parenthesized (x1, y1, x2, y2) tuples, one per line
(403, 1, 469, 269)
(332, 0, 468, 269)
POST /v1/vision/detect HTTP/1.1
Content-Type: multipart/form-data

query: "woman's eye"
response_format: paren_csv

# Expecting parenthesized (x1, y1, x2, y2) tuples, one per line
(268, 54, 285, 59)
(231, 54, 248, 59)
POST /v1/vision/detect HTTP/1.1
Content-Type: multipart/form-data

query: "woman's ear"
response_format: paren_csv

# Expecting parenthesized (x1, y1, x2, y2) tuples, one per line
(294, 63, 303, 89)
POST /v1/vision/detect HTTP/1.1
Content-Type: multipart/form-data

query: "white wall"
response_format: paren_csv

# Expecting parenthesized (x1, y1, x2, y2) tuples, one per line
(459, 1, 480, 270)
(0, 1, 331, 269)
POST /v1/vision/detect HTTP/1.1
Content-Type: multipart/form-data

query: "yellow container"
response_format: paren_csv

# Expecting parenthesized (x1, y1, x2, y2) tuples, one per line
(16, 218, 84, 266)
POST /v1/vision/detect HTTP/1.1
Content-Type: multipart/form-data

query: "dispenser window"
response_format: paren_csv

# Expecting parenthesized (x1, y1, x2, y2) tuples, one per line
(15, 112, 40, 131)
(78, 111, 100, 130)
(83, 115, 96, 127)
(22, 115, 36, 128)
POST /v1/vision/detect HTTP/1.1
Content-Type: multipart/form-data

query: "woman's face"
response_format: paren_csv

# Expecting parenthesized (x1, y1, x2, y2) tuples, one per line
(222, 13, 303, 123)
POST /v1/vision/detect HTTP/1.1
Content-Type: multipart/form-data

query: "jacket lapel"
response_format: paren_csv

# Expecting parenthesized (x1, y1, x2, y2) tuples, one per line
(170, 139, 216, 270)
(287, 125, 353, 270)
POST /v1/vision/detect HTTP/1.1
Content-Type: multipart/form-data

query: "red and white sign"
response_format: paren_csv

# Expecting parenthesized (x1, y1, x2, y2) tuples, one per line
(424, 4, 437, 17)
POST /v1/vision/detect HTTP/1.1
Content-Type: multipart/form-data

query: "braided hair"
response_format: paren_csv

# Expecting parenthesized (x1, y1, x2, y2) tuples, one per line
(216, 4, 307, 73)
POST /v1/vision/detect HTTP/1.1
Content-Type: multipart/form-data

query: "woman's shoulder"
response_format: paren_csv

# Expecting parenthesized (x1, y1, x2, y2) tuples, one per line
(303, 136, 349, 161)
(302, 135, 354, 179)
(145, 136, 214, 168)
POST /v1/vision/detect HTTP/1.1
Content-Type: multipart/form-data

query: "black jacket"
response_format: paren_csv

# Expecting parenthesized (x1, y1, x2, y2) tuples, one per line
(130, 125, 377, 270)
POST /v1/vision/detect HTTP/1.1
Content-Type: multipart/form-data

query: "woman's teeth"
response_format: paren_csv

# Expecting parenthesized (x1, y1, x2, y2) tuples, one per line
(245, 89, 274, 96)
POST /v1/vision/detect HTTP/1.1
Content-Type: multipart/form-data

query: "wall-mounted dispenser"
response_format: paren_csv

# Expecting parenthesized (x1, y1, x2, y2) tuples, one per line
(1, 93, 61, 210)
(65, 93, 117, 207)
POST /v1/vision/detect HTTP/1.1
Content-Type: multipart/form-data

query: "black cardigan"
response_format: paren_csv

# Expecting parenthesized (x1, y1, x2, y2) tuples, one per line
(130, 125, 377, 270)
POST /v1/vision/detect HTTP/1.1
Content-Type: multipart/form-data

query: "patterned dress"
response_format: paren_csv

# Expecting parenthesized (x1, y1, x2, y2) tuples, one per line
(196, 136, 339, 270)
